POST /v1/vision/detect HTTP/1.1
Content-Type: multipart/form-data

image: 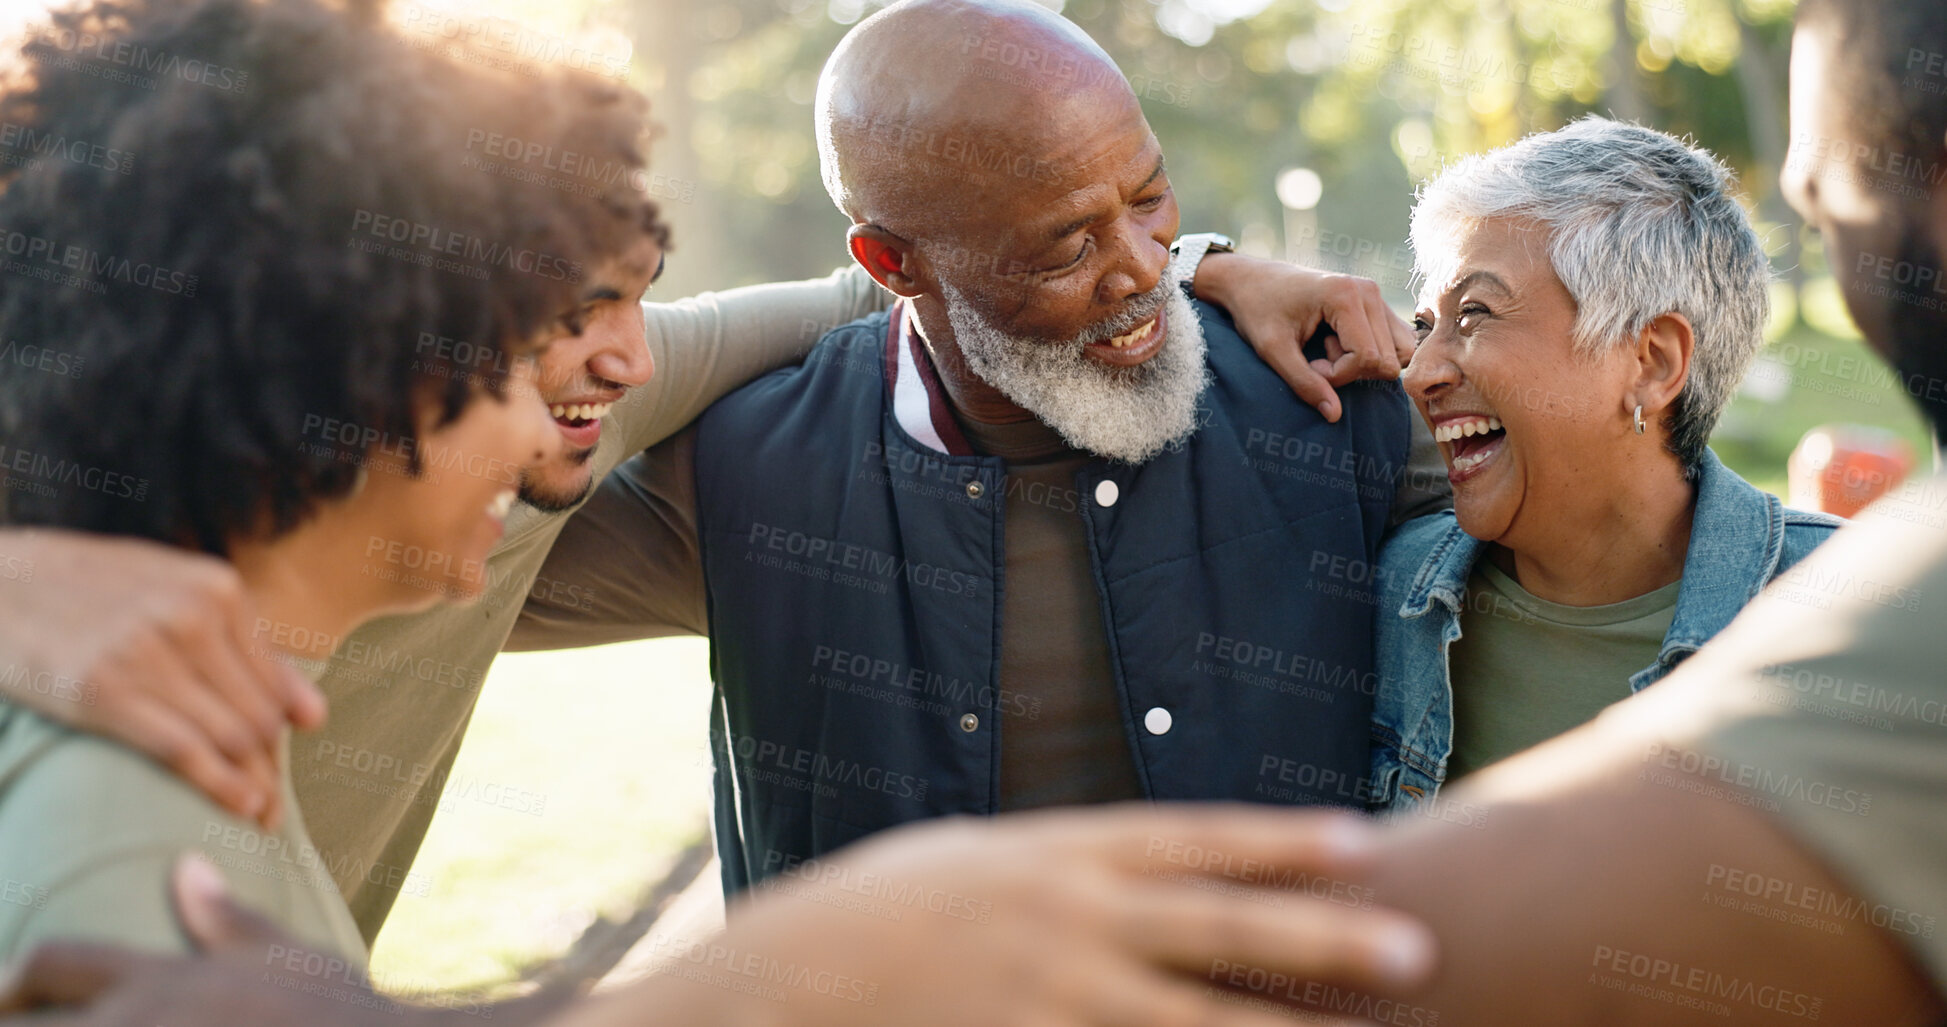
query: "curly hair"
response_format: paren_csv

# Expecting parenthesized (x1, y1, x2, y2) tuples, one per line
(0, 0, 669, 554)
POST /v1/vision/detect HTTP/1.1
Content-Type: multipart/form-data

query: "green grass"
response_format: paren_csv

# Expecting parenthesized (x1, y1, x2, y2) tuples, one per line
(1712, 326, 1932, 499)
(366, 637, 717, 998)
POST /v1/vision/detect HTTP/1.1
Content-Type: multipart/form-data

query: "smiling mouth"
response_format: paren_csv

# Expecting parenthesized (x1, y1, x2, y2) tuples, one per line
(1081, 309, 1166, 366)
(549, 402, 612, 430)
(1435, 414, 1507, 477)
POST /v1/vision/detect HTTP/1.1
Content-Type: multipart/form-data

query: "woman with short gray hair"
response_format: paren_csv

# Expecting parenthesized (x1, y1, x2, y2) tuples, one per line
(1369, 117, 1839, 811)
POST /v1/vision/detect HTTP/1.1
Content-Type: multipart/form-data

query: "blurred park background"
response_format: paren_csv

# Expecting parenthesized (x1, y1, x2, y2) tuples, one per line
(343, 0, 1932, 495)
(10, 0, 1935, 1000)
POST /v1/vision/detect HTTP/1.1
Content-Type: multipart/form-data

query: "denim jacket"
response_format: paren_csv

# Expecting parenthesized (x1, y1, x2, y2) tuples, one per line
(1367, 448, 1841, 813)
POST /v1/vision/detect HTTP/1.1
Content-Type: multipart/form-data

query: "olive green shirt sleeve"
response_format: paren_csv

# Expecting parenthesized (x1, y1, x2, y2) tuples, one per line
(1644, 478, 1947, 989)
(508, 428, 705, 651)
(615, 265, 888, 457)
(0, 709, 366, 962)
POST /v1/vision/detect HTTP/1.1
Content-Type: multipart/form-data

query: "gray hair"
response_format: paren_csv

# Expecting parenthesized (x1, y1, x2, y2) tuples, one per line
(1409, 116, 1771, 474)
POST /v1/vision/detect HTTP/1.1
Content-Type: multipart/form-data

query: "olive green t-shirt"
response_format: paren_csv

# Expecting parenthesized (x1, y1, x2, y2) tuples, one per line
(951, 415, 1145, 811)
(1446, 561, 1681, 781)
(0, 701, 366, 962)
(1644, 476, 1947, 988)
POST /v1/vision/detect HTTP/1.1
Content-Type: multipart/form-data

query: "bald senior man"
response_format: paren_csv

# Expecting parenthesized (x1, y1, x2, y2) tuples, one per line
(512, 0, 1445, 894)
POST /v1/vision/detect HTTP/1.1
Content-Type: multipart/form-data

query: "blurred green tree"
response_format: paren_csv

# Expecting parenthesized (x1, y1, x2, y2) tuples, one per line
(621, 0, 1804, 311)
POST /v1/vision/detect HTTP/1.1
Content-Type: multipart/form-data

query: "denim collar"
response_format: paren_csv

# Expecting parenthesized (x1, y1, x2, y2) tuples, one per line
(1396, 448, 1784, 689)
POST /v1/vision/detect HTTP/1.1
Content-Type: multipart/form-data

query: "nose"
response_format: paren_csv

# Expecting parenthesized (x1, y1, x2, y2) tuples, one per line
(585, 300, 656, 389)
(1093, 216, 1171, 306)
(1401, 331, 1458, 404)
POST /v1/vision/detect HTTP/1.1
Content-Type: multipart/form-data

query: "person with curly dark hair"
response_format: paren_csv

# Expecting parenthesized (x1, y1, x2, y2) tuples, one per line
(0, 0, 667, 961)
(0, 0, 1446, 1014)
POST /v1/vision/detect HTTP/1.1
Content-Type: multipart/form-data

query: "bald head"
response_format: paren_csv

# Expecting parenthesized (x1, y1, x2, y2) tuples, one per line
(815, 0, 1140, 233)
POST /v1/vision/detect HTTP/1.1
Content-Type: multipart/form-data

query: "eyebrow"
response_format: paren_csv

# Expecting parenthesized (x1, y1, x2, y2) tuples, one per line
(581, 286, 623, 303)
(1044, 154, 1170, 245)
(1445, 270, 1513, 298)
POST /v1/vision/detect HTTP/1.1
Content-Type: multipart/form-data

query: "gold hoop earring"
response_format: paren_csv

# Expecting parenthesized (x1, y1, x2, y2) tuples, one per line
(1633, 404, 1646, 435)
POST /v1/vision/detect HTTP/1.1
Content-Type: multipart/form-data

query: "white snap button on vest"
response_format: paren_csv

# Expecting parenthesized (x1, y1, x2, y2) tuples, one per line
(1094, 480, 1119, 507)
(965, 480, 984, 499)
(959, 713, 979, 732)
(1144, 706, 1172, 735)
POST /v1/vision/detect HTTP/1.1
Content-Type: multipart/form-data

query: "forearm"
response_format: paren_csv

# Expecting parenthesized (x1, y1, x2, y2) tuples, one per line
(543, 975, 774, 1027)
(1360, 699, 1942, 1026)
(1189, 249, 1243, 305)
(509, 434, 708, 651)
(620, 265, 889, 453)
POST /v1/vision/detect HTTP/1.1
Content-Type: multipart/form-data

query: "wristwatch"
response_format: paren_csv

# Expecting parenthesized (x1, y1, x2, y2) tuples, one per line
(1169, 232, 1236, 292)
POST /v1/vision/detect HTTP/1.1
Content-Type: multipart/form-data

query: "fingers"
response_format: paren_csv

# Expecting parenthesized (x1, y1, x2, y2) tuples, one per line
(1357, 280, 1407, 381)
(1386, 305, 1418, 369)
(0, 942, 153, 1014)
(1079, 954, 1387, 1027)
(1259, 343, 1342, 423)
(170, 855, 286, 954)
(187, 627, 291, 831)
(141, 643, 279, 827)
(1060, 956, 1284, 1027)
(1316, 279, 1403, 388)
(1099, 806, 1381, 877)
(281, 667, 328, 732)
(225, 590, 327, 734)
(189, 621, 290, 752)
(1120, 880, 1436, 994)
(99, 692, 268, 824)
(1314, 283, 1394, 386)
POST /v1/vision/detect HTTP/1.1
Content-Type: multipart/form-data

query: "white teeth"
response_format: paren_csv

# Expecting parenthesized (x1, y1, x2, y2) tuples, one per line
(1447, 429, 1506, 473)
(1435, 415, 1503, 443)
(550, 402, 613, 423)
(1104, 317, 1156, 350)
(487, 489, 516, 520)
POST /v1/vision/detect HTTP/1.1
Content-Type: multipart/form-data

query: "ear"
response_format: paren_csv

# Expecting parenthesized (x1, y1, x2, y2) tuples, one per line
(847, 224, 924, 299)
(1632, 312, 1694, 419)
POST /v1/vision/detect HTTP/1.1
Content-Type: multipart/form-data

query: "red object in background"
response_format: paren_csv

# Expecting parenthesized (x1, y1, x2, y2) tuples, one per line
(1787, 425, 1915, 518)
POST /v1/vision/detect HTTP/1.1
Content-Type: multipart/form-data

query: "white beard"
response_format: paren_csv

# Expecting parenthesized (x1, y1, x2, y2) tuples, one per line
(940, 270, 1209, 465)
